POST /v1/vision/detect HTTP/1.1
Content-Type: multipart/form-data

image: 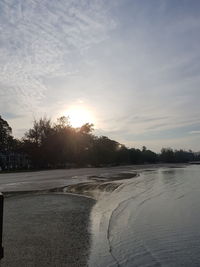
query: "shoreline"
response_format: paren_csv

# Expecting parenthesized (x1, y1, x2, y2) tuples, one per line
(0, 163, 188, 194)
(1, 163, 187, 199)
(0, 162, 189, 175)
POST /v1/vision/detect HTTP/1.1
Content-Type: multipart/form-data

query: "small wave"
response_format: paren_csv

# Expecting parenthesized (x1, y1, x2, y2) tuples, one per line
(88, 172, 138, 181)
(63, 182, 123, 199)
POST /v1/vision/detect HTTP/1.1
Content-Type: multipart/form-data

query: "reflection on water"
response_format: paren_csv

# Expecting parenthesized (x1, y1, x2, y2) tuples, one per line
(89, 165, 200, 267)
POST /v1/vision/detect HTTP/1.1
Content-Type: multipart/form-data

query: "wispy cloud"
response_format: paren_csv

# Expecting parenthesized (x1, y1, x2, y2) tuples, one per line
(0, 0, 116, 114)
(1, 0, 200, 151)
(190, 131, 200, 135)
(1, 112, 23, 119)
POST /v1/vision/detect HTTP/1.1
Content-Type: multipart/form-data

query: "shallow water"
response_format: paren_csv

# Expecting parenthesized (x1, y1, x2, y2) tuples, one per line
(89, 165, 200, 267)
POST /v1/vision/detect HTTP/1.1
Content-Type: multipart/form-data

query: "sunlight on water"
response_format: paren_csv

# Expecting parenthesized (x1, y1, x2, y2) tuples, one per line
(89, 165, 200, 267)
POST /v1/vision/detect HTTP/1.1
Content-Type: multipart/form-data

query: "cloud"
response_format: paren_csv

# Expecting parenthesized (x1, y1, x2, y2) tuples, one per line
(1, 0, 200, 151)
(1, 112, 23, 119)
(0, 0, 116, 114)
(190, 131, 200, 135)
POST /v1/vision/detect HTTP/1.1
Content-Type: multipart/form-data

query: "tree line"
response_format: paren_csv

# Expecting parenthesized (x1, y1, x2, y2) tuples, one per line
(0, 115, 199, 170)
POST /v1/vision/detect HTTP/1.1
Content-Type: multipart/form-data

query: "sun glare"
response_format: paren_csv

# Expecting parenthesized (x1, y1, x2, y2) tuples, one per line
(65, 106, 95, 128)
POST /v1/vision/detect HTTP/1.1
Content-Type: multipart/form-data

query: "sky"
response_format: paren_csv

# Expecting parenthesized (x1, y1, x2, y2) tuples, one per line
(1, 0, 200, 152)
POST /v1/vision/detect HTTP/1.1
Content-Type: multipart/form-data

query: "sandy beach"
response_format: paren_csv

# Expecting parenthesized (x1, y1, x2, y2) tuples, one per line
(1, 194, 95, 267)
(0, 164, 187, 266)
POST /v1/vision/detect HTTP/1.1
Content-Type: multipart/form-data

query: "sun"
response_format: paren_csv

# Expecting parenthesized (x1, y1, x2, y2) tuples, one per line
(64, 106, 95, 128)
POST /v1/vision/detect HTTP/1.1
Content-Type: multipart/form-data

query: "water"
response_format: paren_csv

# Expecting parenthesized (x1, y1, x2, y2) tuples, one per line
(89, 165, 200, 266)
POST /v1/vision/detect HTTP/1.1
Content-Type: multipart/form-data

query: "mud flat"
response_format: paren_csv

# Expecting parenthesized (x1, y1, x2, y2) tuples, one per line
(0, 163, 186, 193)
(1, 194, 95, 267)
(0, 164, 188, 266)
(0, 167, 139, 266)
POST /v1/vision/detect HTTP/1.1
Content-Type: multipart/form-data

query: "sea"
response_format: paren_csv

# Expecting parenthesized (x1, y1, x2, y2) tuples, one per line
(89, 165, 200, 267)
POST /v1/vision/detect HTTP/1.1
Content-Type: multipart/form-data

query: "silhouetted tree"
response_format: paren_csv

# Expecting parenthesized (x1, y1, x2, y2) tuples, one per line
(160, 148, 175, 163)
(91, 136, 119, 166)
(2, 115, 198, 170)
(116, 145, 130, 164)
(129, 148, 142, 164)
(159, 148, 193, 163)
(23, 117, 53, 168)
(0, 115, 13, 151)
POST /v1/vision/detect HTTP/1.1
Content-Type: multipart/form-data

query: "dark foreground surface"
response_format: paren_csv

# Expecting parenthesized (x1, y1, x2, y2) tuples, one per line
(1, 194, 95, 267)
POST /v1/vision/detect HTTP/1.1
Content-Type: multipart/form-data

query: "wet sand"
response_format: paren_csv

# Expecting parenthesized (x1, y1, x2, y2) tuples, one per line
(0, 164, 187, 266)
(1, 194, 95, 267)
(0, 163, 187, 193)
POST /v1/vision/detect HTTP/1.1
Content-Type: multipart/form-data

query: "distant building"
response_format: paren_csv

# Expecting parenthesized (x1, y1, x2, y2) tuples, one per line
(0, 151, 30, 170)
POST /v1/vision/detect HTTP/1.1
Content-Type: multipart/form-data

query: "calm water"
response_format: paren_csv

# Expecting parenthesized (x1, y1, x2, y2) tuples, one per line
(89, 165, 200, 266)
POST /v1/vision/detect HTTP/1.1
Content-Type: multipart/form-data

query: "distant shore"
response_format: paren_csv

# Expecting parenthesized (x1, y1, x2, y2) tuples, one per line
(0, 162, 189, 175)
